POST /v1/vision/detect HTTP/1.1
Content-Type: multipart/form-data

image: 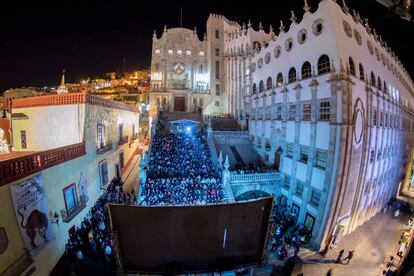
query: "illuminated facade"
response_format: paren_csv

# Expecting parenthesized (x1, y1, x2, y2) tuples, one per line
(150, 16, 240, 114)
(150, 0, 414, 250)
(224, 0, 414, 249)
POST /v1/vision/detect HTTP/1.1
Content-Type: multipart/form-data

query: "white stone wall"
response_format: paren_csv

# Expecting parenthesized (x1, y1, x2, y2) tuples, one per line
(12, 104, 85, 151)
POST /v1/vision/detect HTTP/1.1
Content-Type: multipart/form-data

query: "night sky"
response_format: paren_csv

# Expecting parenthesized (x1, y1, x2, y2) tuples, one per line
(1, 0, 413, 92)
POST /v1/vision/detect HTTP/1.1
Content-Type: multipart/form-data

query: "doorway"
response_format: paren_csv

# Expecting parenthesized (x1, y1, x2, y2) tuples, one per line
(174, 97, 186, 112)
(273, 150, 281, 171)
(115, 163, 121, 178)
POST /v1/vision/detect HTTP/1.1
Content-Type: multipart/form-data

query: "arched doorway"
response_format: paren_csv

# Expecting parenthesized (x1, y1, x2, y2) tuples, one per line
(235, 190, 270, 201)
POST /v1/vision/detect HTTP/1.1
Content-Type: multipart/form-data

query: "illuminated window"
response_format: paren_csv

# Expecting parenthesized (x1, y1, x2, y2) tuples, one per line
(266, 77, 273, 90)
(301, 62, 311, 79)
(177, 50, 183, 55)
(299, 146, 309, 163)
(303, 103, 311, 120)
(259, 81, 264, 92)
(289, 104, 296, 120)
(168, 49, 173, 55)
(295, 181, 304, 197)
(155, 49, 160, 54)
(317, 54, 331, 75)
(315, 150, 327, 169)
(97, 123, 105, 149)
(283, 175, 290, 190)
(319, 101, 330, 120)
(309, 189, 321, 207)
(286, 143, 294, 158)
(186, 50, 191, 55)
(276, 73, 284, 87)
(275, 104, 282, 120)
(288, 67, 297, 83)
(199, 51, 205, 56)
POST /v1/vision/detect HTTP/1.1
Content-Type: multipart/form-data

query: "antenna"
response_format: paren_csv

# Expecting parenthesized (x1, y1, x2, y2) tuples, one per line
(180, 6, 183, 27)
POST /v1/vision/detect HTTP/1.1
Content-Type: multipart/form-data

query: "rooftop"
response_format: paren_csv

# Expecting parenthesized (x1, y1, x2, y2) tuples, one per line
(12, 92, 140, 113)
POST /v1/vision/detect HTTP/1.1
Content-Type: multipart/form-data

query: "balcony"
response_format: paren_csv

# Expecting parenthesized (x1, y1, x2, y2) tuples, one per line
(61, 198, 87, 223)
(96, 142, 113, 154)
(0, 143, 86, 186)
(118, 135, 129, 146)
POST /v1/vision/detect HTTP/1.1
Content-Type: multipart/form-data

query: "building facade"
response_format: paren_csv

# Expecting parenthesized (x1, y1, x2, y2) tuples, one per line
(0, 93, 140, 275)
(149, 15, 240, 114)
(150, 0, 414, 250)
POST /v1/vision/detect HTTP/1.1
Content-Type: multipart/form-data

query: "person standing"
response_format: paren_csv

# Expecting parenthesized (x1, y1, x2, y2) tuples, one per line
(343, 250, 355, 264)
(336, 249, 345, 263)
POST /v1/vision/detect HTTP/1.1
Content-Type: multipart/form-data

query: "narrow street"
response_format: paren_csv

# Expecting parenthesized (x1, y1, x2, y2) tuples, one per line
(295, 210, 411, 275)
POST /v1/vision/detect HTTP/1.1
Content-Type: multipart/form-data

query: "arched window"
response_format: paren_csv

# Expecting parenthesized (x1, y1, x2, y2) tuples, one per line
(349, 57, 355, 76)
(252, 83, 257, 95)
(370, 72, 376, 87)
(259, 81, 264, 92)
(276, 73, 284, 87)
(383, 81, 387, 93)
(377, 77, 382, 91)
(317, 54, 331, 75)
(301, 61, 312, 79)
(267, 77, 273, 90)
(288, 67, 297, 83)
(359, 63, 365, 81)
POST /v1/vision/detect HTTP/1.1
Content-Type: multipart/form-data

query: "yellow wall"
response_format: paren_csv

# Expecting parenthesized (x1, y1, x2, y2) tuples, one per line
(1, 103, 140, 275)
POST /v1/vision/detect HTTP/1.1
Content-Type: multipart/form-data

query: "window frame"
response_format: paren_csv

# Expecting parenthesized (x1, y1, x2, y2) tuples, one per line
(63, 183, 78, 213)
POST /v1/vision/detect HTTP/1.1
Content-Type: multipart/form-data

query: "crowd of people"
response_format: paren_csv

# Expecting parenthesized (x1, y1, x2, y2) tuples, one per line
(63, 177, 135, 274)
(267, 198, 311, 260)
(140, 112, 224, 206)
(232, 161, 274, 175)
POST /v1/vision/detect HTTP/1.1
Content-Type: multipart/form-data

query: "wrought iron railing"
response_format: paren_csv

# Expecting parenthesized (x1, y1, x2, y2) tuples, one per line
(96, 141, 113, 154)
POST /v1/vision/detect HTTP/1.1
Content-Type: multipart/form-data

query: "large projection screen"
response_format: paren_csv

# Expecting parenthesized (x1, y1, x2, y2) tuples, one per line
(108, 197, 273, 273)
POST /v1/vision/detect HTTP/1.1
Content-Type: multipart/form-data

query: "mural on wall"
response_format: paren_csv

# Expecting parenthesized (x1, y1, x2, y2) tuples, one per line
(0, 227, 8, 255)
(77, 172, 89, 203)
(10, 174, 55, 257)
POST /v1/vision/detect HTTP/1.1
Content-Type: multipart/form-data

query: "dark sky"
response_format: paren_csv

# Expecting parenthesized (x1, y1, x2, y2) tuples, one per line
(0, 0, 413, 91)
